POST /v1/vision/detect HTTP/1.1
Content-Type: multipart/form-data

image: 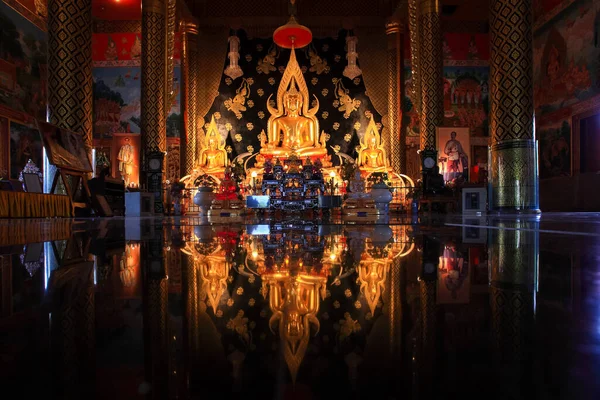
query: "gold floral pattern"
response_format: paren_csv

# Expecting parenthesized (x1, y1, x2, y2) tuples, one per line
(278, 66, 285, 74)
(226, 310, 250, 343)
(311, 99, 318, 108)
(248, 275, 255, 284)
(216, 309, 223, 317)
(354, 300, 362, 309)
(246, 122, 254, 130)
(226, 145, 233, 154)
(268, 77, 276, 85)
(333, 122, 340, 130)
(344, 133, 352, 142)
(321, 88, 329, 96)
(247, 145, 254, 153)
(364, 110, 373, 119)
(334, 55, 341, 62)
(225, 77, 232, 85)
(333, 100, 340, 108)
(333, 145, 341, 152)
(339, 313, 361, 341)
(249, 298, 256, 306)
(214, 112, 222, 120)
(257, 88, 264, 97)
(225, 122, 233, 131)
(245, 54, 252, 62)
(235, 134, 242, 142)
(268, 99, 276, 108)
(311, 77, 318, 85)
(258, 111, 265, 119)
(227, 298, 234, 307)
(354, 122, 361, 130)
(333, 300, 341, 309)
(247, 100, 254, 108)
(344, 288, 352, 297)
(321, 111, 329, 119)
(236, 286, 244, 295)
(353, 77, 361, 85)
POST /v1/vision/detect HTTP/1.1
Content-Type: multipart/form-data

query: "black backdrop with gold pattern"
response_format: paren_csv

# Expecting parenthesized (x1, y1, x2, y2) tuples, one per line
(203, 29, 382, 166)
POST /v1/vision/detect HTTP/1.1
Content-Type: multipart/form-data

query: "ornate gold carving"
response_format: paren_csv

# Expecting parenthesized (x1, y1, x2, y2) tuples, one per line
(335, 80, 361, 119)
(142, 0, 167, 15)
(224, 78, 251, 119)
(165, 0, 176, 115)
(261, 48, 328, 158)
(418, 3, 443, 150)
(141, 9, 167, 156)
(357, 117, 389, 170)
(387, 25, 403, 173)
(196, 116, 228, 174)
(48, 0, 93, 154)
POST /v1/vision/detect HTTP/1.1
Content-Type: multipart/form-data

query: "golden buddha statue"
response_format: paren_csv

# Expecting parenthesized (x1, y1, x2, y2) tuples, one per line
(357, 117, 389, 173)
(198, 115, 228, 174)
(199, 252, 230, 314)
(261, 48, 329, 160)
(358, 258, 390, 315)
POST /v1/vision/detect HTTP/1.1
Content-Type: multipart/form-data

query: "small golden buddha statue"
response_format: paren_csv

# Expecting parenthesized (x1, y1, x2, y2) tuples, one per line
(198, 115, 228, 174)
(357, 117, 390, 173)
(261, 49, 328, 160)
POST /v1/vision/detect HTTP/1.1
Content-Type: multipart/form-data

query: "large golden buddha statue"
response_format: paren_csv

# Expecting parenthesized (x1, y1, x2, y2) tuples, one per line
(260, 48, 328, 160)
(357, 116, 390, 173)
(198, 115, 228, 174)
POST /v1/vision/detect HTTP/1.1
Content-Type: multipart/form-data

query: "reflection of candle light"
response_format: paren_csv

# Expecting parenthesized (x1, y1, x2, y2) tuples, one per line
(329, 253, 336, 261)
(252, 251, 258, 259)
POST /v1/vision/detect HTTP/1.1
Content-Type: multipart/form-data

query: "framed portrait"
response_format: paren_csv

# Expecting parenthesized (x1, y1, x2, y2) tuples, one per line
(437, 127, 470, 182)
(23, 173, 43, 193)
(37, 121, 93, 173)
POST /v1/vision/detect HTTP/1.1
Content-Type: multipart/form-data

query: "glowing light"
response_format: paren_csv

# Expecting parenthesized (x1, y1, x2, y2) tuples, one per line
(329, 171, 336, 177)
(251, 171, 258, 178)
(252, 251, 258, 259)
(329, 253, 336, 261)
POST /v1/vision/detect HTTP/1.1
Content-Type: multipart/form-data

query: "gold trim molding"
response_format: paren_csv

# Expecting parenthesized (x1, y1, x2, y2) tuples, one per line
(418, 0, 439, 15)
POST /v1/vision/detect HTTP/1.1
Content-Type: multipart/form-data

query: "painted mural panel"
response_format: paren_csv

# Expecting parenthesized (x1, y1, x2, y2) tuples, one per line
(533, 0, 599, 117)
(93, 65, 181, 138)
(0, 1, 47, 121)
(404, 66, 490, 137)
(9, 121, 43, 179)
(538, 119, 571, 179)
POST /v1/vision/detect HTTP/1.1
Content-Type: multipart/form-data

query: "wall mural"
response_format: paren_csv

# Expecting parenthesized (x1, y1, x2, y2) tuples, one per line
(92, 33, 182, 138)
(539, 119, 571, 179)
(404, 33, 490, 138)
(0, 1, 47, 122)
(533, 0, 599, 117)
(202, 30, 381, 166)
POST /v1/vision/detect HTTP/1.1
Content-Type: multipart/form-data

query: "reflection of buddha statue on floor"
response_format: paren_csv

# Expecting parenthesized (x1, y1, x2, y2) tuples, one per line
(198, 115, 228, 175)
(260, 48, 329, 162)
(343, 169, 375, 210)
(357, 117, 391, 174)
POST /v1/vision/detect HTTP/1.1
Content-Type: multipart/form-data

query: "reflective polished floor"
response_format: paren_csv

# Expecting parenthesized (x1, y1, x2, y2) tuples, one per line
(1, 214, 599, 399)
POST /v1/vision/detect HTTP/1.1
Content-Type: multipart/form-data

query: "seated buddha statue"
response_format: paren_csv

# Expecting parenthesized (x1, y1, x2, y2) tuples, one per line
(198, 115, 228, 174)
(212, 167, 243, 210)
(343, 169, 375, 210)
(260, 49, 328, 160)
(357, 117, 391, 174)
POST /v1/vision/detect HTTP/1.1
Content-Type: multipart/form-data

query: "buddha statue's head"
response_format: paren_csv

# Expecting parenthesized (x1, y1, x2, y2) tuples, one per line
(283, 81, 302, 114)
(208, 138, 217, 150)
(369, 135, 378, 149)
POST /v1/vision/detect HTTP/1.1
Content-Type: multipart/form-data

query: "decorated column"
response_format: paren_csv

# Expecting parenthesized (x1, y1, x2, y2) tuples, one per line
(385, 20, 406, 174)
(408, 0, 421, 116)
(418, 0, 443, 150)
(141, 0, 168, 183)
(180, 20, 200, 177)
(489, 0, 539, 211)
(47, 0, 93, 155)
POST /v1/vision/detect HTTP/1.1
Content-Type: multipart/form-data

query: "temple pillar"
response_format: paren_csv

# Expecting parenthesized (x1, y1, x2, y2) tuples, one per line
(408, 0, 421, 116)
(47, 0, 93, 155)
(489, 218, 538, 396)
(141, 0, 168, 183)
(180, 20, 200, 177)
(489, 0, 539, 211)
(385, 20, 406, 174)
(418, 0, 443, 150)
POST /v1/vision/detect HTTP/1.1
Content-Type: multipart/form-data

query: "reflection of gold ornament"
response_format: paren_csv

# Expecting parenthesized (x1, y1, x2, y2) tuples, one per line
(117, 140, 134, 186)
(260, 48, 328, 159)
(264, 272, 326, 384)
(119, 244, 136, 287)
(197, 248, 230, 314)
(358, 259, 389, 315)
(197, 116, 228, 174)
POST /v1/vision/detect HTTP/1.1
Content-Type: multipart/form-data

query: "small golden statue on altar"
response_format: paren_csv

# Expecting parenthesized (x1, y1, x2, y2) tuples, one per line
(197, 115, 228, 175)
(356, 117, 390, 174)
(259, 48, 330, 164)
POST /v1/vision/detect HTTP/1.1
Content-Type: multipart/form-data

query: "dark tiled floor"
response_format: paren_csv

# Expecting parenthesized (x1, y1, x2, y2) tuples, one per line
(0, 214, 598, 399)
